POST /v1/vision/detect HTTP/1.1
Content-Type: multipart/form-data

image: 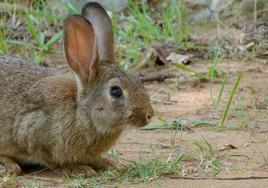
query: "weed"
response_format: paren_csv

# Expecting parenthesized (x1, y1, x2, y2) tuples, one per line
(0, 26, 8, 54)
(119, 154, 184, 182)
(25, 179, 41, 188)
(245, 151, 256, 169)
(209, 48, 224, 109)
(8, 12, 62, 64)
(175, 62, 201, 78)
(142, 117, 217, 130)
(214, 75, 228, 114)
(1, 1, 62, 63)
(142, 117, 188, 130)
(61, 0, 79, 14)
(193, 140, 226, 176)
(115, 0, 190, 69)
(220, 72, 243, 128)
(0, 176, 18, 187)
(62, 154, 184, 186)
(264, 98, 268, 106)
(233, 96, 251, 128)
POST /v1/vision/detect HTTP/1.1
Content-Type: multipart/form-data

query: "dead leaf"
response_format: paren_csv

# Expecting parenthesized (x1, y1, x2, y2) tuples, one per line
(243, 143, 249, 147)
(218, 144, 237, 151)
(166, 52, 194, 65)
(151, 48, 168, 65)
(137, 47, 168, 69)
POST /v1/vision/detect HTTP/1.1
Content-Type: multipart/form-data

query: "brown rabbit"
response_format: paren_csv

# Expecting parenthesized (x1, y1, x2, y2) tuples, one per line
(0, 2, 154, 177)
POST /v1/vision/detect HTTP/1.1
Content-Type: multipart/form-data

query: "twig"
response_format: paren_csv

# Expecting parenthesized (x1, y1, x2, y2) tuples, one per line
(139, 73, 177, 82)
(23, 176, 63, 184)
(169, 176, 268, 180)
(25, 167, 50, 176)
(151, 98, 178, 105)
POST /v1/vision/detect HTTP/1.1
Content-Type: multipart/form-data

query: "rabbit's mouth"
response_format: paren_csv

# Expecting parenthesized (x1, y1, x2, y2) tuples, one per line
(127, 109, 149, 128)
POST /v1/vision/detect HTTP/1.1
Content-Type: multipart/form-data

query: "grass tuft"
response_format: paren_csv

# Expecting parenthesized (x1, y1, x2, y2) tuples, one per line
(119, 154, 184, 182)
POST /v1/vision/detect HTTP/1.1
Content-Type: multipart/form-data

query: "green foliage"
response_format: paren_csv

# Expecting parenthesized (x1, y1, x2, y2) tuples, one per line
(175, 62, 200, 77)
(209, 48, 224, 107)
(214, 75, 228, 113)
(142, 117, 217, 130)
(0, 26, 8, 54)
(119, 154, 184, 182)
(8, 12, 62, 64)
(193, 140, 225, 176)
(220, 72, 243, 128)
(114, 0, 190, 69)
(61, 0, 80, 14)
(1, 1, 62, 63)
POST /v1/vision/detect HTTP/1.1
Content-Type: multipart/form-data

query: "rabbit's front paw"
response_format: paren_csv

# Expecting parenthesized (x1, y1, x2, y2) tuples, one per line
(0, 156, 22, 175)
(93, 158, 122, 171)
(61, 165, 97, 177)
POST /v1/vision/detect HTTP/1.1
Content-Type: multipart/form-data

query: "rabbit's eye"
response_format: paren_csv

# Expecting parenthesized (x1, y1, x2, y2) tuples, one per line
(110, 86, 123, 98)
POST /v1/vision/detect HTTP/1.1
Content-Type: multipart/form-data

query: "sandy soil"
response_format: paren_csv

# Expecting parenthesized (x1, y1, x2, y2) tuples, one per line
(119, 58, 268, 187)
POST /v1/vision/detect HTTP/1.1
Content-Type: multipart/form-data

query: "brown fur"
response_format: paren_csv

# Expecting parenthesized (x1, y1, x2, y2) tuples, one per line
(0, 3, 153, 177)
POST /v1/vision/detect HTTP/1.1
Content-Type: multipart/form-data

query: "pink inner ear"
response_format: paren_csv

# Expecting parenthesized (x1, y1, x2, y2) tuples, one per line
(64, 16, 97, 82)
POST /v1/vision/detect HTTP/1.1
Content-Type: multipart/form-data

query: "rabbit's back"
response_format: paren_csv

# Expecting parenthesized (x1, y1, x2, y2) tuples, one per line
(0, 55, 55, 126)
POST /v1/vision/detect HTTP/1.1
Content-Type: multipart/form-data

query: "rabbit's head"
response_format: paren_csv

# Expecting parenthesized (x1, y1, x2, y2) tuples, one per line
(63, 3, 154, 134)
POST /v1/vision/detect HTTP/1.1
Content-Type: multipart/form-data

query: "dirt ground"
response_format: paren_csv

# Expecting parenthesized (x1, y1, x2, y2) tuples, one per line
(115, 58, 268, 187)
(2, 57, 265, 188)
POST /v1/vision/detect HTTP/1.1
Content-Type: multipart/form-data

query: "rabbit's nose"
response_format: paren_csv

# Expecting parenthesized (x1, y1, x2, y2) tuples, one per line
(146, 106, 154, 122)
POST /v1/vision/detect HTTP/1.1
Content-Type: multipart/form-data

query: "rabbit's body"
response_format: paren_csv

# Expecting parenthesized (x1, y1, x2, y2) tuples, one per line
(0, 2, 154, 176)
(0, 55, 122, 166)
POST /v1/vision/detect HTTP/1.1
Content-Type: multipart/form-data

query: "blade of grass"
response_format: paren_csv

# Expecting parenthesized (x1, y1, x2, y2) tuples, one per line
(25, 13, 42, 47)
(220, 72, 243, 128)
(209, 48, 223, 102)
(0, 26, 8, 53)
(175, 63, 200, 77)
(61, 0, 79, 14)
(214, 75, 228, 113)
(191, 119, 217, 127)
(142, 119, 217, 130)
(7, 40, 37, 50)
(44, 31, 63, 49)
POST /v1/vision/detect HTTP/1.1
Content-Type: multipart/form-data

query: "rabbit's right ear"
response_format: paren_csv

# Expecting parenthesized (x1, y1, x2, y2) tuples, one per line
(64, 15, 98, 83)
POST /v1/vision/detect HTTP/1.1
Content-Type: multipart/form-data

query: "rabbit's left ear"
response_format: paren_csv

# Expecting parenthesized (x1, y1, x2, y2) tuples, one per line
(64, 15, 98, 83)
(82, 2, 115, 63)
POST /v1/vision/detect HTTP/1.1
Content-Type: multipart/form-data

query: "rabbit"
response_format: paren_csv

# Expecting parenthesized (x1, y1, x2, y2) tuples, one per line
(0, 2, 154, 177)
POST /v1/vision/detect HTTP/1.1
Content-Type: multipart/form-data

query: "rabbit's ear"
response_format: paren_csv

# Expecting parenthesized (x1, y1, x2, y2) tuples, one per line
(82, 2, 115, 63)
(64, 15, 98, 82)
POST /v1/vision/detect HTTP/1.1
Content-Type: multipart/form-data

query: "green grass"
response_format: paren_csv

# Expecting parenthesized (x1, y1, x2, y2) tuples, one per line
(0, 0, 190, 67)
(0, 26, 8, 54)
(61, 143, 231, 187)
(234, 107, 250, 128)
(214, 75, 228, 114)
(8, 12, 62, 64)
(209, 48, 224, 104)
(119, 154, 184, 182)
(114, 0, 190, 69)
(61, 154, 185, 187)
(220, 72, 243, 128)
(142, 117, 217, 130)
(264, 98, 268, 107)
(193, 140, 226, 176)
(232, 95, 251, 128)
(1, 1, 62, 63)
